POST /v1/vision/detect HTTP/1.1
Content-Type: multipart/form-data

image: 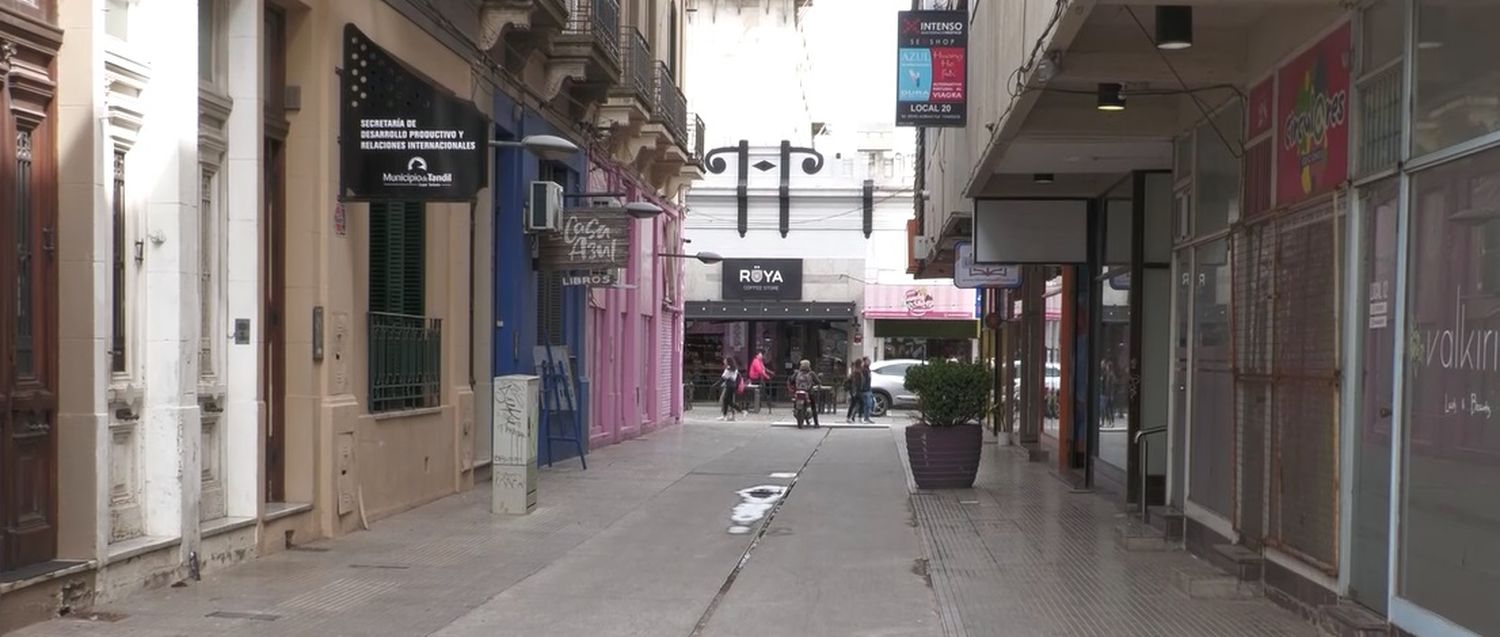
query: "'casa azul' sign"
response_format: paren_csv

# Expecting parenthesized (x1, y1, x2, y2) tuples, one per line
(722, 258, 803, 301)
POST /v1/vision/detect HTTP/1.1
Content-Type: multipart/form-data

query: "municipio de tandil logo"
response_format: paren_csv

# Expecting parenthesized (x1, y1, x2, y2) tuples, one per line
(383, 154, 454, 187)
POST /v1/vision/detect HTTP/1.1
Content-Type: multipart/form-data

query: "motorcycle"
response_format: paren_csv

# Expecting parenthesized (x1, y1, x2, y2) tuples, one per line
(792, 388, 818, 429)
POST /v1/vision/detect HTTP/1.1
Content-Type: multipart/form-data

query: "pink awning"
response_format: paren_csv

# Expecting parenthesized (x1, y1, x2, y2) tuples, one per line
(864, 284, 976, 320)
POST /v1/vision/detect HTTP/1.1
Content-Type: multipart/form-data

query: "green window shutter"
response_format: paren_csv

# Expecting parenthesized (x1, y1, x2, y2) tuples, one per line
(369, 201, 425, 316)
(537, 270, 564, 345)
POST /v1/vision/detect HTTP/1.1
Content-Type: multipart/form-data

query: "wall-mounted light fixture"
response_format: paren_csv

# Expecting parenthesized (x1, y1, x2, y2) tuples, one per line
(1097, 83, 1126, 111)
(1155, 6, 1193, 50)
(624, 201, 664, 220)
(488, 134, 581, 161)
(1034, 173, 1055, 184)
(657, 251, 723, 264)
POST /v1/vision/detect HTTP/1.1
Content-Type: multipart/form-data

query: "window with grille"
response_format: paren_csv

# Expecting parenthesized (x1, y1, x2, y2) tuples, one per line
(199, 166, 219, 379)
(112, 151, 128, 374)
(368, 201, 440, 412)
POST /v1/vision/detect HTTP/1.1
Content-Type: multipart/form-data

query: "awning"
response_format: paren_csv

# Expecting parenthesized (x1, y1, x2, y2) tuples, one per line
(863, 283, 976, 320)
(686, 301, 856, 321)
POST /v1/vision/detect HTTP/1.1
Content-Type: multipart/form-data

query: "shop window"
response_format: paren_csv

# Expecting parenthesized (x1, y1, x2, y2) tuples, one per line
(368, 201, 440, 413)
(1413, 1, 1500, 157)
(1096, 266, 1132, 472)
(1358, 0, 1404, 176)
(1174, 134, 1193, 186)
(1193, 102, 1243, 237)
(1401, 146, 1500, 636)
(1188, 239, 1234, 517)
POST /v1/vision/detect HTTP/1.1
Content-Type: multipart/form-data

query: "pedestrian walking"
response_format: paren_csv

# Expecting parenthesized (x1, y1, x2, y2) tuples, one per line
(749, 351, 775, 410)
(845, 361, 863, 422)
(860, 356, 875, 424)
(717, 357, 744, 421)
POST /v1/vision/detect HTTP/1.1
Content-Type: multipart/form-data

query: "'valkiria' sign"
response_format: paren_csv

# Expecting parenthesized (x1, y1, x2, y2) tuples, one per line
(339, 24, 489, 202)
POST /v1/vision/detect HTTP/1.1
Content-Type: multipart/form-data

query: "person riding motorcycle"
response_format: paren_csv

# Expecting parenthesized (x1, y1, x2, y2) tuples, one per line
(789, 360, 822, 428)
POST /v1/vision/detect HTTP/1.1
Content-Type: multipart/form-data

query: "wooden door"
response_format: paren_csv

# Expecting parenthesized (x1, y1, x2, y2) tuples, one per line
(263, 136, 286, 503)
(1, 93, 59, 572)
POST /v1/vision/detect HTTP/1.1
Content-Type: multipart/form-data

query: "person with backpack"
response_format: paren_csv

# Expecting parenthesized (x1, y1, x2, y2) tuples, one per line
(790, 359, 822, 428)
(717, 357, 744, 421)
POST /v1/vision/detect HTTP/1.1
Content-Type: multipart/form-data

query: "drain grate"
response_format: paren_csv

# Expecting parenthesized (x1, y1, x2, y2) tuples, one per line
(348, 563, 408, 570)
(288, 546, 331, 553)
(206, 611, 281, 622)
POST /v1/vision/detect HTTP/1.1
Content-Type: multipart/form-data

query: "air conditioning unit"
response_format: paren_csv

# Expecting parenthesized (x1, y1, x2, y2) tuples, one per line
(527, 181, 564, 232)
(913, 235, 937, 261)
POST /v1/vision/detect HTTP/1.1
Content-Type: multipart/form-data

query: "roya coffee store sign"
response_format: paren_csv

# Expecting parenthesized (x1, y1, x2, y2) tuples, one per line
(722, 258, 803, 301)
(539, 210, 630, 272)
(339, 24, 489, 202)
(895, 10, 968, 127)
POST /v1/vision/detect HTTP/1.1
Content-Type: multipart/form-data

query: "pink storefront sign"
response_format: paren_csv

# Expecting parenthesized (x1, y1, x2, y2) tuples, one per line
(864, 284, 976, 320)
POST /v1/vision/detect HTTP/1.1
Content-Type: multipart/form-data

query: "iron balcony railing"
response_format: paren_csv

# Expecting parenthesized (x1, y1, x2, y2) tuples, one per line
(653, 62, 688, 146)
(368, 312, 442, 413)
(619, 26, 655, 109)
(688, 113, 706, 161)
(565, 0, 622, 66)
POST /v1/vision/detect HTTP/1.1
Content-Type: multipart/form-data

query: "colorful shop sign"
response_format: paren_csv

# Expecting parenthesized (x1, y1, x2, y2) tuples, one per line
(1276, 22, 1352, 207)
(895, 10, 967, 127)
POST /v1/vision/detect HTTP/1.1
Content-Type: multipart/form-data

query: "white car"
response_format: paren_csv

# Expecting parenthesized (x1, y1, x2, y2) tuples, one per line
(869, 359, 925, 417)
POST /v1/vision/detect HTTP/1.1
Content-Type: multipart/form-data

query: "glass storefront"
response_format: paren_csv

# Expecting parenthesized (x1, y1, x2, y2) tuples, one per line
(881, 337, 972, 362)
(1189, 239, 1235, 518)
(1412, 1, 1500, 157)
(683, 319, 851, 401)
(1400, 146, 1500, 636)
(1097, 269, 1131, 471)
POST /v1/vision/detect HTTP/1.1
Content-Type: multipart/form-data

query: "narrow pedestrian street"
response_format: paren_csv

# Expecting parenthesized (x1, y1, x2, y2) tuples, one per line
(17, 413, 1312, 637)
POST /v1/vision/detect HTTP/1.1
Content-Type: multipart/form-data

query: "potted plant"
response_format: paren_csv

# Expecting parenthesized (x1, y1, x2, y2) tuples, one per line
(903, 359, 989, 489)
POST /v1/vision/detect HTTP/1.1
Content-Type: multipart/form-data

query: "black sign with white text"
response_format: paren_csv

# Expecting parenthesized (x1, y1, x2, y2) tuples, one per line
(339, 24, 489, 202)
(722, 259, 803, 301)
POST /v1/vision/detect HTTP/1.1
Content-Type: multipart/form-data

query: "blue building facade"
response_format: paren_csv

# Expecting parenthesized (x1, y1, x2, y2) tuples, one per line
(491, 89, 589, 465)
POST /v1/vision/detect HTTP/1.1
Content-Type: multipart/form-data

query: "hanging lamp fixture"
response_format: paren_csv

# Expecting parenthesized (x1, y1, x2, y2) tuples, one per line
(1097, 83, 1126, 111)
(1155, 5, 1193, 50)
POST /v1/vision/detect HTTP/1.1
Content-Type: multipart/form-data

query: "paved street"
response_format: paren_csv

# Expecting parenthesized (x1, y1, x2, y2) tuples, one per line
(17, 413, 1314, 637)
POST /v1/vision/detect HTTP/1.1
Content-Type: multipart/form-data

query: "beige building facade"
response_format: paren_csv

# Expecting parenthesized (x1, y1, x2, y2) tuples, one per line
(3, 0, 701, 631)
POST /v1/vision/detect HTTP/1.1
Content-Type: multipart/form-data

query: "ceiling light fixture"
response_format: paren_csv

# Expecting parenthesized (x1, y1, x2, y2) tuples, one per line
(1097, 83, 1126, 111)
(1155, 6, 1193, 50)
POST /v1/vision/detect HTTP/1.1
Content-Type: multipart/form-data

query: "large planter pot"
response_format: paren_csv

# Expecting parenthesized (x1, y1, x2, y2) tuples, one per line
(905, 423, 982, 489)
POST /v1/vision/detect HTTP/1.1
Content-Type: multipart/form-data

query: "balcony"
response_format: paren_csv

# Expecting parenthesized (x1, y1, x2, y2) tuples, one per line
(478, 0, 569, 51)
(547, 0, 622, 105)
(609, 27, 655, 112)
(688, 113, 705, 165)
(652, 62, 688, 148)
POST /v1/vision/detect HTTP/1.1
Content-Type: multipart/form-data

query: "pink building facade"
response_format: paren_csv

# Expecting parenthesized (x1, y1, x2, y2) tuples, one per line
(585, 153, 685, 447)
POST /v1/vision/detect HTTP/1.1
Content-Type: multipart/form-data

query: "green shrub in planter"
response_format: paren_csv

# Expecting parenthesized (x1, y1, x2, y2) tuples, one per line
(903, 360, 990, 427)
